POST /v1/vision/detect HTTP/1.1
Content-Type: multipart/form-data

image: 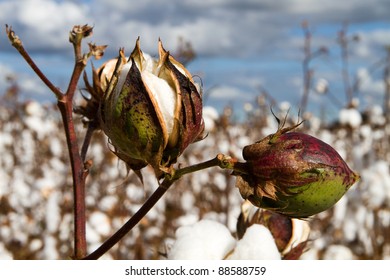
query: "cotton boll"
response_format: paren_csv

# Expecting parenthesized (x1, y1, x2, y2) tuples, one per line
(175, 213, 199, 228)
(228, 224, 281, 260)
(180, 191, 195, 212)
(142, 71, 176, 136)
(203, 106, 219, 132)
(323, 244, 355, 260)
(343, 217, 357, 242)
(318, 130, 334, 147)
(86, 222, 102, 244)
(339, 108, 362, 128)
(315, 78, 329, 94)
(217, 139, 230, 154)
(46, 191, 61, 233)
(89, 211, 111, 236)
(24, 115, 56, 140)
(300, 247, 319, 260)
(213, 172, 227, 191)
(359, 125, 372, 139)
(0, 243, 12, 260)
(366, 105, 385, 126)
(25, 101, 45, 117)
(332, 195, 348, 228)
(49, 137, 63, 157)
(168, 219, 236, 260)
(378, 209, 390, 228)
(99, 195, 118, 212)
(283, 219, 310, 256)
(30, 239, 43, 252)
(43, 235, 58, 260)
(279, 101, 291, 112)
(361, 161, 390, 208)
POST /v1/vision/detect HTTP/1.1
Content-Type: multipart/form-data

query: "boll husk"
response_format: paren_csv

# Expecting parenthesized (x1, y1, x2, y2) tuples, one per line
(98, 39, 204, 177)
(236, 201, 310, 259)
(235, 124, 360, 218)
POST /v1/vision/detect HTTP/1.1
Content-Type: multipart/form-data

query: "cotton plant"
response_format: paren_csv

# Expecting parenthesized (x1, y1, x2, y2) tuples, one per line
(4, 24, 359, 260)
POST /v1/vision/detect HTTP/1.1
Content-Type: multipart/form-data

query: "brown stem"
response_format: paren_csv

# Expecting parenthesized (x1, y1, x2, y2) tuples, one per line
(5, 25, 63, 99)
(83, 184, 171, 260)
(6, 25, 90, 259)
(62, 30, 89, 259)
(84, 154, 236, 259)
(80, 121, 98, 162)
(57, 99, 87, 259)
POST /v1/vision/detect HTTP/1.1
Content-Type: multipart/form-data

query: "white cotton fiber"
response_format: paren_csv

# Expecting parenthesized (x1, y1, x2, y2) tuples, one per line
(323, 244, 355, 260)
(168, 219, 236, 260)
(227, 224, 281, 260)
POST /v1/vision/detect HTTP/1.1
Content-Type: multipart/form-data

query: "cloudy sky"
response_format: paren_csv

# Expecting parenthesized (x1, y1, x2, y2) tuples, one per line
(1, 0, 390, 120)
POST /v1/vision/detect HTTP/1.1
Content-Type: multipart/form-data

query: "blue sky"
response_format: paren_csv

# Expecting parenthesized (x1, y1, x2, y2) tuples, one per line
(1, 0, 390, 121)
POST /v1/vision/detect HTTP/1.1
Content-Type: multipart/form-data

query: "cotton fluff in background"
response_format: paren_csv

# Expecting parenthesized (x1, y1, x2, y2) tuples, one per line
(361, 160, 390, 208)
(322, 244, 355, 260)
(227, 224, 281, 260)
(202, 106, 219, 132)
(168, 220, 235, 260)
(339, 107, 362, 128)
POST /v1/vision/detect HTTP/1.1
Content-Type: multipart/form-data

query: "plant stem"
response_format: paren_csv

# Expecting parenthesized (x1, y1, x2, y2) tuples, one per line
(62, 28, 89, 259)
(57, 100, 87, 259)
(84, 184, 169, 260)
(84, 154, 238, 259)
(80, 121, 97, 162)
(7, 25, 90, 259)
(5, 25, 63, 99)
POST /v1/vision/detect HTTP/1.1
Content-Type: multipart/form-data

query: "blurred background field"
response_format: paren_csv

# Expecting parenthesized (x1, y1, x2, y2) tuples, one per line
(1, 0, 390, 260)
(0, 76, 389, 259)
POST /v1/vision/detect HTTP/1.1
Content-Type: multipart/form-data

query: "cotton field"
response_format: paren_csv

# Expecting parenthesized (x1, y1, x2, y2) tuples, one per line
(0, 90, 389, 259)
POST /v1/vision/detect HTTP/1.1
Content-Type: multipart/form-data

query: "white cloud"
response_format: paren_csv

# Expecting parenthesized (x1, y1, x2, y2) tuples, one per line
(1, 0, 389, 115)
(208, 85, 252, 100)
(1, 0, 389, 57)
(357, 67, 384, 94)
(1, 0, 91, 51)
(0, 62, 50, 100)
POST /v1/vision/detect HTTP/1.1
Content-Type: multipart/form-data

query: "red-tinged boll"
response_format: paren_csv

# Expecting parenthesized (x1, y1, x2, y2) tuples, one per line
(235, 125, 360, 218)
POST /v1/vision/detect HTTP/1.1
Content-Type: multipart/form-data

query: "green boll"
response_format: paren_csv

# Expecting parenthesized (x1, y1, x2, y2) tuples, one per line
(235, 126, 360, 218)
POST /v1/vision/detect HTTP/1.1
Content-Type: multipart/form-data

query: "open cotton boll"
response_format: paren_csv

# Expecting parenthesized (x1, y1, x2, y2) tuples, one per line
(141, 71, 176, 136)
(339, 108, 362, 128)
(115, 62, 132, 99)
(115, 58, 177, 138)
(202, 106, 219, 132)
(361, 160, 390, 208)
(228, 224, 281, 260)
(168, 220, 236, 260)
(323, 244, 355, 260)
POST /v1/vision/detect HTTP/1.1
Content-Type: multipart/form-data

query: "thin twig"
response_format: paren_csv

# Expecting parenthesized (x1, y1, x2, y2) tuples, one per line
(84, 154, 238, 259)
(84, 185, 170, 260)
(5, 25, 64, 100)
(63, 28, 91, 259)
(80, 121, 98, 162)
